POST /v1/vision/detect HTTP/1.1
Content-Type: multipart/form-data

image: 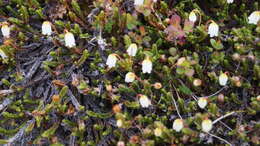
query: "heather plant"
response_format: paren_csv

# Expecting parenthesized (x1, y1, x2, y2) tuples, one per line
(0, 0, 259, 145)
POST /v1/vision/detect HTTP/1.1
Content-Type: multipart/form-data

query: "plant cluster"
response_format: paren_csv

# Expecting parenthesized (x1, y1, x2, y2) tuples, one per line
(0, 0, 259, 145)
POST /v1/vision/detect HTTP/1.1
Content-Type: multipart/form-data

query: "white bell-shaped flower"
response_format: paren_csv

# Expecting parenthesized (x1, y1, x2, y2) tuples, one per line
(1, 23, 10, 38)
(219, 73, 228, 86)
(0, 49, 7, 59)
(208, 21, 219, 37)
(64, 31, 76, 48)
(139, 95, 151, 108)
(201, 119, 213, 132)
(116, 119, 123, 128)
(125, 72, 135, 83)
(127, 43, 138, 57)
(117, 141, 125, 146)
(42, 21, 52, 36)
(189, 11, 197, 22)
(248, 11, 260, 25)
(142, 57, 152, 74)
(198, 97, 207, 109)
(227, 0, 234, 4)
(154, 127, 162, 137)
(106, 54, 118, 68)
(134, 0, 144, 6)
(173, 119, 184, 132)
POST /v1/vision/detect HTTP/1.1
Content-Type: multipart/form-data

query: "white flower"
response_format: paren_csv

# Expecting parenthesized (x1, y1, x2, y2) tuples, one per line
(176, 57, 186, 66)
(248, 11, 260, 25)
(139, 95, 151, 108)
(64, 31, 76, 48)
(117, 141, 125, 146)
(42, 21, 52, 35)
(125, 72, 135, 83)
(116, 119, 123, 127)
(1, 23, 10, 38)
(154, 127, 162, 137)
(127, 43, 138, 56)
(219, 73, 228, 86)
(201, 119, 213, 132)
(173, 119, 184, 132)
(106, 54, 118, 68)
(134, 0, 144, 6)
(208, 22, 219, 37)
(227, 0, 234, 4)
(0, 49, 7, 59)
(193, 79, 202, 86)
(142, 57, 152, 74)
(198, 97, 207, 109)
(189, 11, 197, 22)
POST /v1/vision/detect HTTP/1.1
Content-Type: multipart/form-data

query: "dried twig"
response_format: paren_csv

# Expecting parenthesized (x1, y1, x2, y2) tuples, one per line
(0, 98, 12, 111)
(0, 89, 15, 97)
(5, 119, 35, 145)
(67, 89, 81, 111)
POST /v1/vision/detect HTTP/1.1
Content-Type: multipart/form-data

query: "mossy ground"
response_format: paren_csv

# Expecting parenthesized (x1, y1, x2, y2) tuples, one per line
(0, 0, 259, 145)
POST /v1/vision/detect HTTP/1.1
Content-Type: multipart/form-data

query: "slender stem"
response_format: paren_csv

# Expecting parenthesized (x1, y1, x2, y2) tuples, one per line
(206, 132, 233, 146)
(171, 83, 182, 120)
(197, 86, 228, 98)
(213, 111, 236, 124)
(219, 121, 233, 131)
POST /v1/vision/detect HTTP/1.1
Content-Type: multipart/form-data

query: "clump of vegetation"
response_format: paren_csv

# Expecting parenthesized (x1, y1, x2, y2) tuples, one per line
(0, 0, 259, 145)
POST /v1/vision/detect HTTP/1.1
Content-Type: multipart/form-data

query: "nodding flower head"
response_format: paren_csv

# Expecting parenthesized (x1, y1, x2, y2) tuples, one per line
(208, 21, 219, 37)
(64, 30, 76, 48)
(139, 95, 151, 108)
(125, 72, 135, 83)
(202, 119, 213, 132)
(173, 119, 184, 132)
(189, 11, 197, 22)
(127, 43, 138, 57)
(42, 21, 52, 36)
(1, 22, 10, 38)
(248, 11, 260, 25)
(106, 53, 118, 68)
(142, 57, 152, 74)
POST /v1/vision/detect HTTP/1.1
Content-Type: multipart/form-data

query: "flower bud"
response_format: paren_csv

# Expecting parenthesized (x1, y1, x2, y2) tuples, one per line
(154, 127, 162, 137)
(134, 0, 144, 6)
(125, 72, 135, 83)
(42, 21, 52, 35)
(201, 119, 213, 132)
(64, 31, 76, 48)
(117, 141, 125, 146)
(1, 23, 10, 38)
(139, 95, 151, 108)
(193, 79, 202, 87)
(189, 11, 197, 22)
(248, 11, 260, 25)
(198, 97, 207, 109)
(173, 119, 184, 132)
(153, 82, 162, 89)
(106, 54, 118, 68)
(219, 72, 228, 86)
(208, 21, 219, 37)
(227, 0, 234, 4)
(127, 43, 138, 57)
(142, 57, 153, 74)
(116, 119, 123, 127)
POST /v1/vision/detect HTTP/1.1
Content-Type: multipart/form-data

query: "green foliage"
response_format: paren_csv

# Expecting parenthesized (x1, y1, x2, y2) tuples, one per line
(0, 0, 259, 145)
